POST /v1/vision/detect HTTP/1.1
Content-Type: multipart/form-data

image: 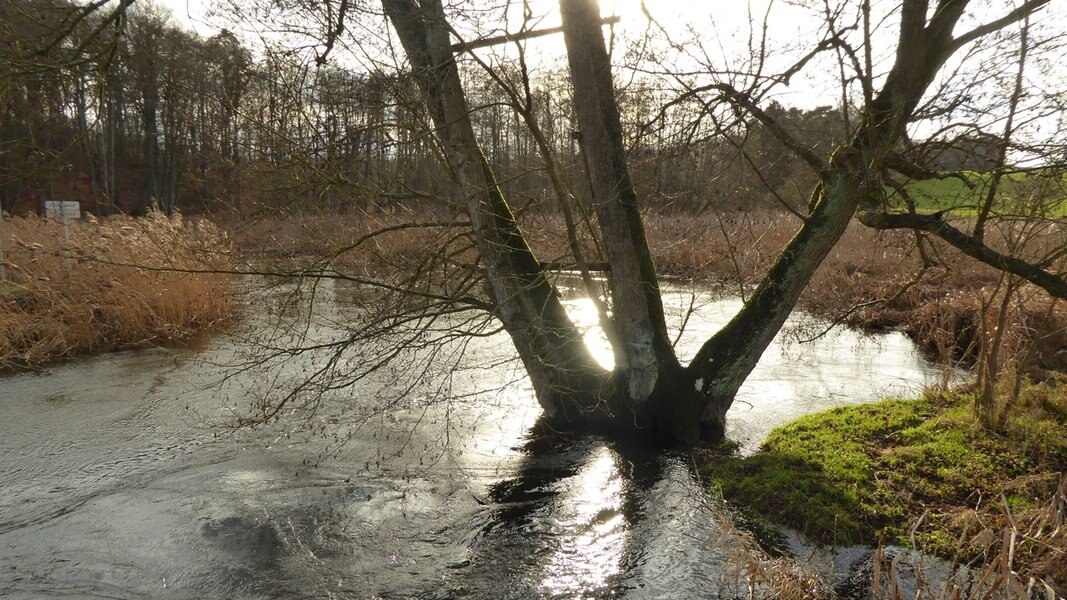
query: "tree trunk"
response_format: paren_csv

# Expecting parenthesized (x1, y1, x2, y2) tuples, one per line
(560, 0, 680, 405)
(684, 0, 991, 441)
(383, 0, 629, 426)
(687, 165, 869, 441)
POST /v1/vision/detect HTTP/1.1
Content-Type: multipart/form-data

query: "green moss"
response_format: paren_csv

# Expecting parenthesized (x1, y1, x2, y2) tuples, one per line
(701, 390, 1067, 557)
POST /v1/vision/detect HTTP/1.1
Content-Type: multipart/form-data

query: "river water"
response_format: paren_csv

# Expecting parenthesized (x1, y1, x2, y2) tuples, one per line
(0, 281, 952, 599)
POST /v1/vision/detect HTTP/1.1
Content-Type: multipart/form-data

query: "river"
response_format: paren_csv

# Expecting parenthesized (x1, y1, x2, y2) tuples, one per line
(0, 281, 951, 598)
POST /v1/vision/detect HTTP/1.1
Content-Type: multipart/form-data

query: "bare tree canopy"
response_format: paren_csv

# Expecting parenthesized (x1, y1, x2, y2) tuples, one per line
(3, 0, 1065, 444)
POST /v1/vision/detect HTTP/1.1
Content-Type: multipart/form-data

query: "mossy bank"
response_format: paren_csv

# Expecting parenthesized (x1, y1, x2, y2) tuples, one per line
(699, 386, 1067, 589)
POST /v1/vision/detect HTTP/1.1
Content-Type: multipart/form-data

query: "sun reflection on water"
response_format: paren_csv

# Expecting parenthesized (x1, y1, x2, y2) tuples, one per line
(539, 446, 629, 597)
(562, 297, 615, 370)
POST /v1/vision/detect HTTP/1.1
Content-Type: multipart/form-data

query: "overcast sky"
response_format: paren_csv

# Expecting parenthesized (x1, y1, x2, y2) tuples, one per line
(153, 0, 807, 44)
(152, 0, 834, 102)
(150, 0, 1064, 124)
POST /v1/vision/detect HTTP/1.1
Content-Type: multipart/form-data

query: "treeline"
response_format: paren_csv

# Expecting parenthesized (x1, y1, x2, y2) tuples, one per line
(2, 1, 252, 214)
(1, 0, 853, 217)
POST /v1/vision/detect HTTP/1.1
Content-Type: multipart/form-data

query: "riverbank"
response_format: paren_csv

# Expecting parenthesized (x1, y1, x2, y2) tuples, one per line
(229, 208, 1067, 377)
(0, 213, 236, 368)
(10, 206, 1061, 377)
(699, 385, 1067, 592)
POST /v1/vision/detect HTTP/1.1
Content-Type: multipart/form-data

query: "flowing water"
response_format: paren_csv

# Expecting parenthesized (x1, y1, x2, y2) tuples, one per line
(0, 281, 953, 599)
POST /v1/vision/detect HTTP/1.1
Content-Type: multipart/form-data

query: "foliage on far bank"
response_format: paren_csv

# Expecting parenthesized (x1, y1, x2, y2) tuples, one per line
(699, 386, 1067, 590)
(0, 213, 236, 367)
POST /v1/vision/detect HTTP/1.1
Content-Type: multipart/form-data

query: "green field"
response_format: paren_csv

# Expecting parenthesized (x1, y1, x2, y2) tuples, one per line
(888, 170, 1067, 217)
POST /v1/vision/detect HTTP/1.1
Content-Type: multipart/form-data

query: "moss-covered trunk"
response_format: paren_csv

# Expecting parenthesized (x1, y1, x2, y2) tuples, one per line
(684, 166, 869, 442)
(681, 0, 989, 443)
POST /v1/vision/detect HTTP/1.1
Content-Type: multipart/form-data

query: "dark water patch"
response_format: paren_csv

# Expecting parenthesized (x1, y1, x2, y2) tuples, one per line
(201, 516, 283, 565)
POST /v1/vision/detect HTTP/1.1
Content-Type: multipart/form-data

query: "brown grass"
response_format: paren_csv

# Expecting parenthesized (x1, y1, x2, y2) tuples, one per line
(227, 209, 461, 276)
(0, 212, 236, 367)
(224, 208, 1067, 374)
(865, 474, 1067, 599)
(713, 517, 830, 599)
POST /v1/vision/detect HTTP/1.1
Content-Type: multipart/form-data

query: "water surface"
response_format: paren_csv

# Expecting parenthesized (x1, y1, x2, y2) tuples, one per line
(0, 282, 951, 598)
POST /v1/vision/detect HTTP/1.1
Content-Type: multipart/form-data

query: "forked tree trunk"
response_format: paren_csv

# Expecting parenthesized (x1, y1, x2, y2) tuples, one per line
(383, 0, 1045, 444)
(556, 0, 886, 442)
(678, 0, 997, 441)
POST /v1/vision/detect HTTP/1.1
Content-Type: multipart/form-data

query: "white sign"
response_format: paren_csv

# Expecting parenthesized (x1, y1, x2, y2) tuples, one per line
(43, 201, 81, 222)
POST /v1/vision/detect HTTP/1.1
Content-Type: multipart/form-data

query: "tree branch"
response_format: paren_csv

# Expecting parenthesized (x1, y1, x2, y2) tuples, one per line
(857, 210, 1067, 300)
(31, 0, 117, 57)
(708, 83, 828, 174)
(947, 0, 1051, 54)
(448, 16, 620, 52)
(316, 0, 350, 65)
(884, 150, 972, 186)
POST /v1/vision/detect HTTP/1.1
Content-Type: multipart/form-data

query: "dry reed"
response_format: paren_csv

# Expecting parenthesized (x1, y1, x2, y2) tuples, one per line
(866, 476, 1067, 599)
(230, 209, 1066, 374)
(0, 212, 236, 367)
(713, 518, 829, 599)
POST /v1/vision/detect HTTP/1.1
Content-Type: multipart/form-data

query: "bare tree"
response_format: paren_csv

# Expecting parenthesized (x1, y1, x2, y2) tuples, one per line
(371, 0, 1063, 444)
(6, 0, 1065, 444)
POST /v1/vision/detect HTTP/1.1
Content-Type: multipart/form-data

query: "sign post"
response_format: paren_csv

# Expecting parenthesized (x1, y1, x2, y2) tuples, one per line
(44, 200, 80, 242)
(43, 201, 80, 276)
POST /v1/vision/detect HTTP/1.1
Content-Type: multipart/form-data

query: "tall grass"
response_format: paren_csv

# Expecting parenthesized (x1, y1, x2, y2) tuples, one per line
(0, 212, 236, 367)
(229, 208, 1066, 375)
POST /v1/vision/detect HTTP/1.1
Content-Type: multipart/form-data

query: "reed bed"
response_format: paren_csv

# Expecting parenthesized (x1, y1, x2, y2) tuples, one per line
(229, 208, 1067, 374)
(0, 212, 236, 367)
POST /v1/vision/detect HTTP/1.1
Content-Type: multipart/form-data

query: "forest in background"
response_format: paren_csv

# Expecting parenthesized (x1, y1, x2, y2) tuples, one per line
(2, 0, 1009, 219)
(1, 0, 1066, 594)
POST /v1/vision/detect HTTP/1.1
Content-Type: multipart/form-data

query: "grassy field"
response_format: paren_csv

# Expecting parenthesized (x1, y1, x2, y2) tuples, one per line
(894, 170, 1067, 217)
(699, 386, 1067, 590)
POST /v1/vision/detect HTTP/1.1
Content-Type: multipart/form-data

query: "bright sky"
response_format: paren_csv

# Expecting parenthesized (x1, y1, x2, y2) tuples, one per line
(155, 0, 782, 45)
(149, 0, 854, 109)
(152, 0, 1064, 122)
(156, 0, 213, 33)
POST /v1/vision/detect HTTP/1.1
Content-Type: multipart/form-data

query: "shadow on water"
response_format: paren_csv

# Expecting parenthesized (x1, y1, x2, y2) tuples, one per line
(427, 418, 737, 599)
